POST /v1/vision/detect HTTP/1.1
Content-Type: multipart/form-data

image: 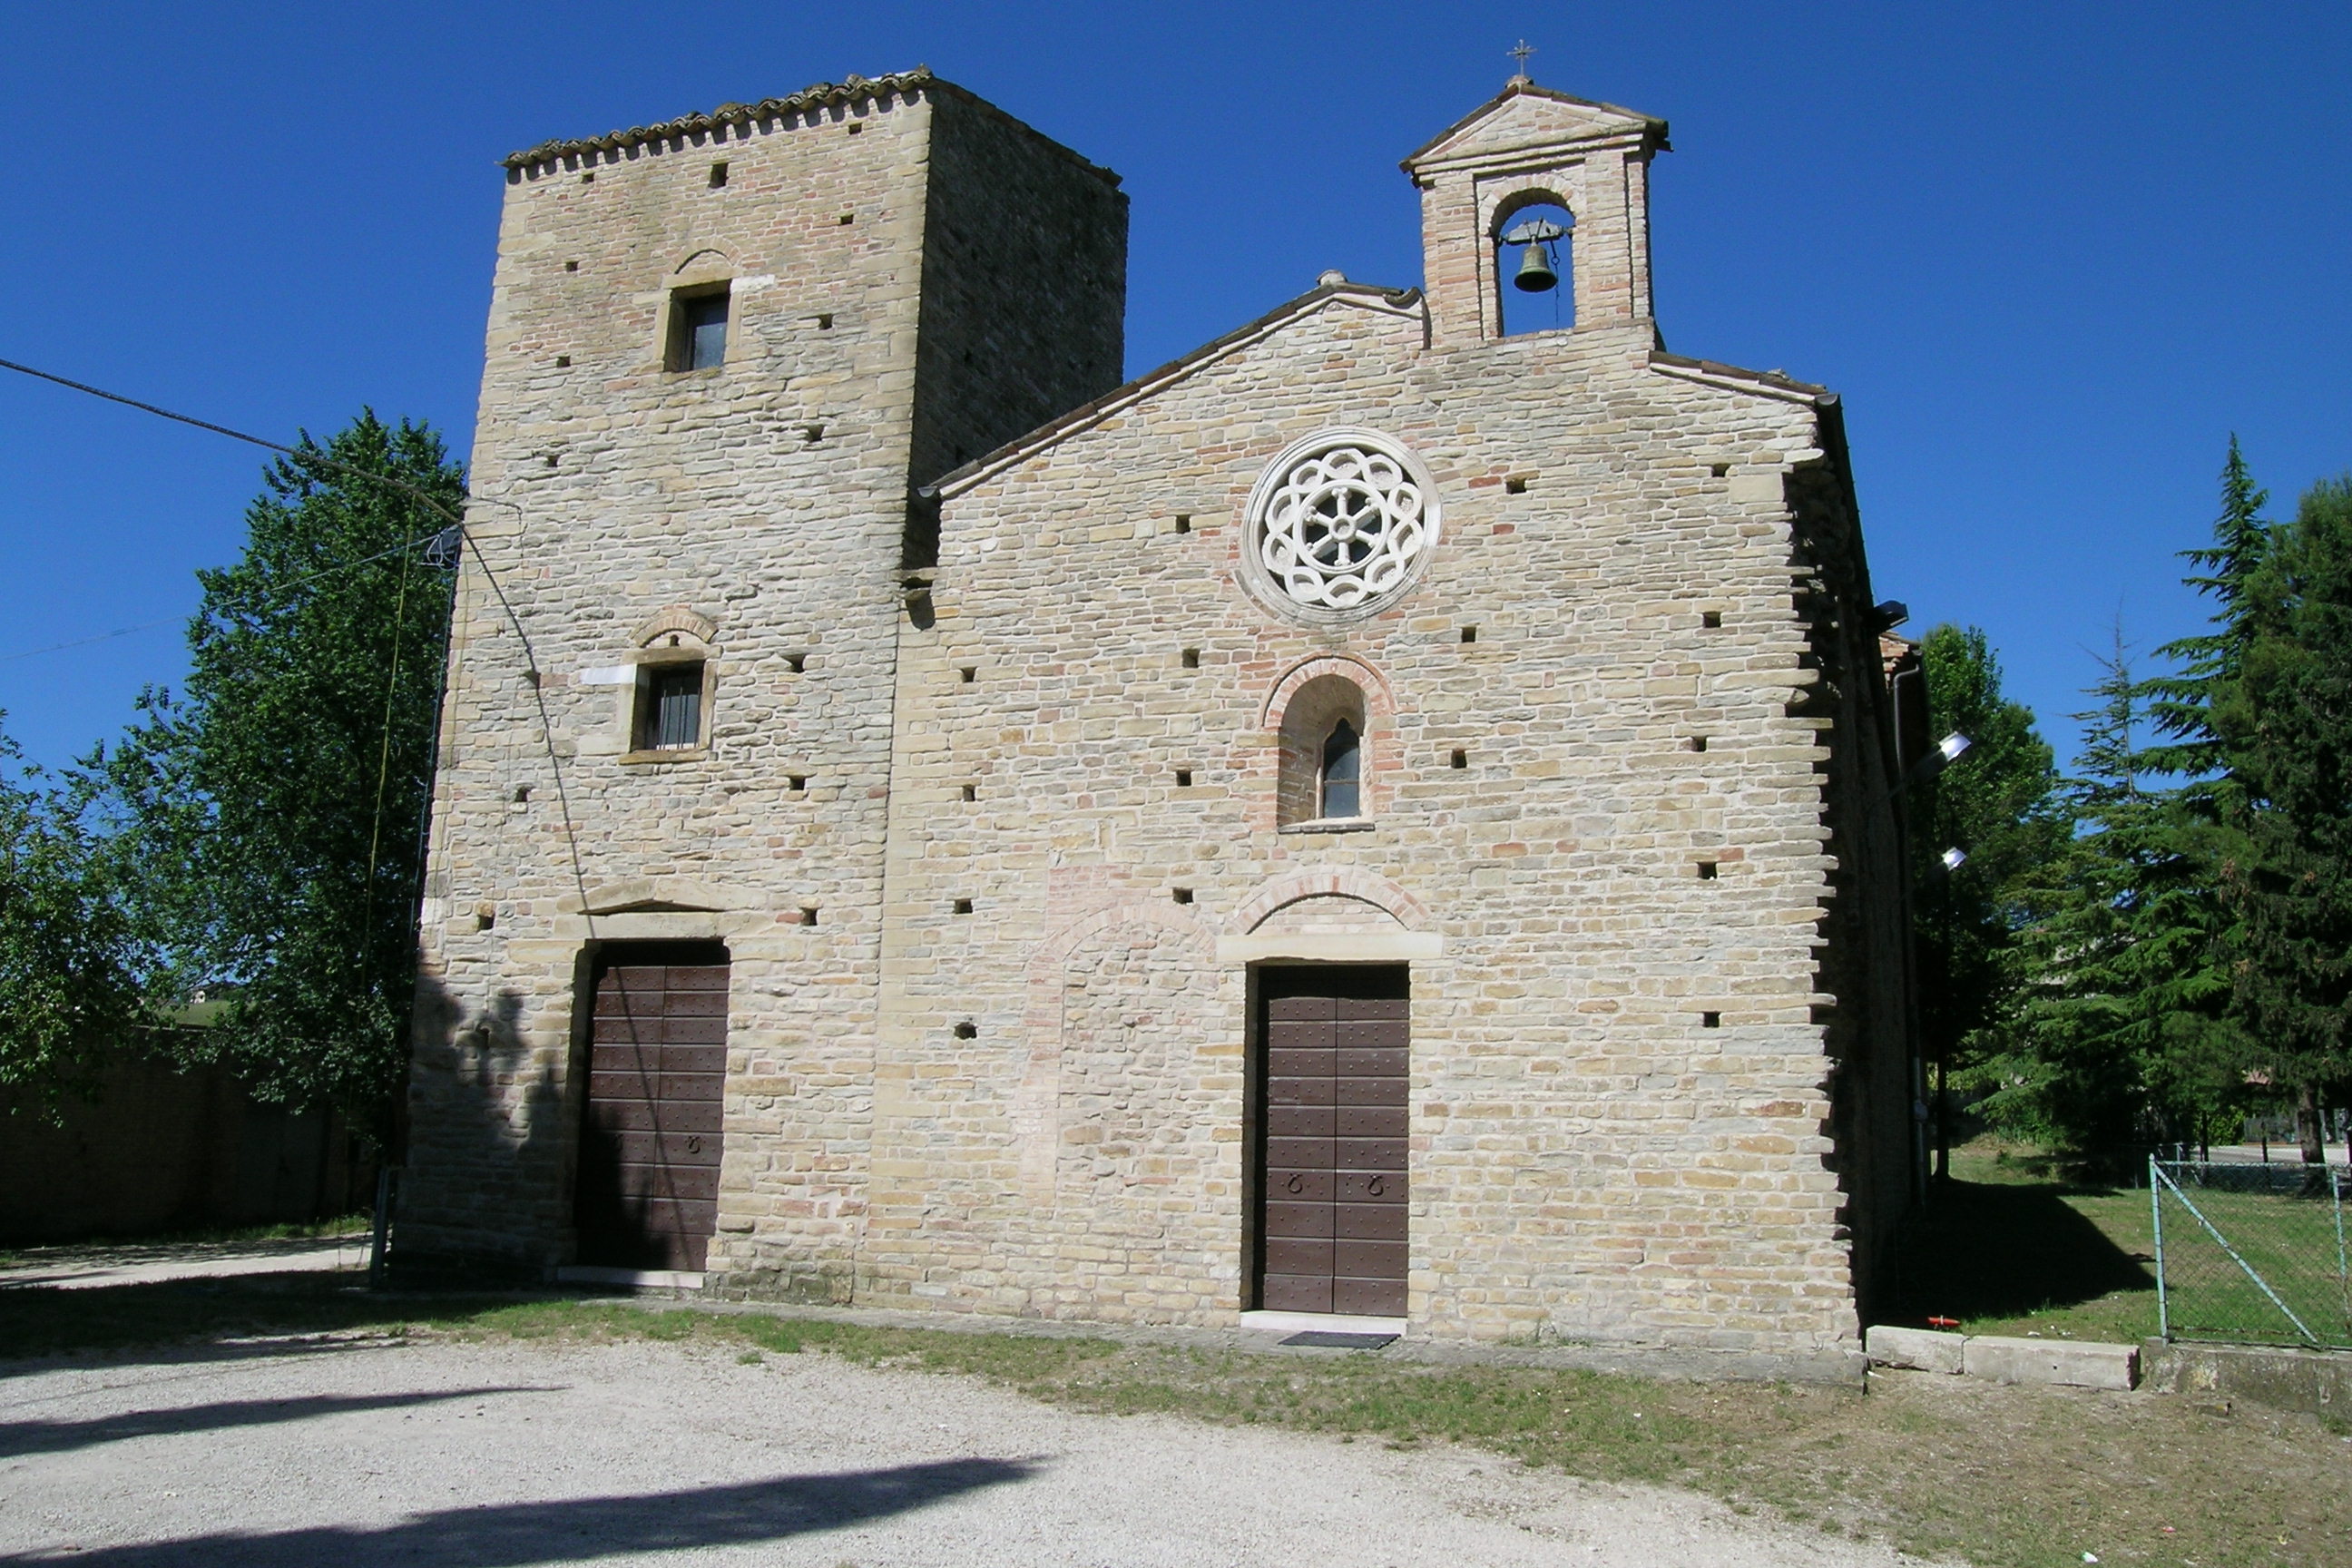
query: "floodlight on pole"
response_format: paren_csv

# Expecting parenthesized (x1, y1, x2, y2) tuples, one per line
(1941, 847, 1967, 872)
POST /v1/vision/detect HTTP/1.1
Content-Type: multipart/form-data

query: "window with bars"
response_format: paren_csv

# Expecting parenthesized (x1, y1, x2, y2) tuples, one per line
(635, 662, 705, 751)
(668, 286, 730, 372)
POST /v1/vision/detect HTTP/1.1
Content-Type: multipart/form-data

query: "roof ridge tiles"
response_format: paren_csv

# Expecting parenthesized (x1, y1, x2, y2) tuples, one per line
(501, 66, 936, 169)
(497, 65, 1116, 184)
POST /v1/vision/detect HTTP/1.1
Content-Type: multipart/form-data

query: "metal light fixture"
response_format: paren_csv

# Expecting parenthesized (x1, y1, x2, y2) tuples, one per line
(1941, 847, 1968, 872)
(1898, 730, 1973, 791)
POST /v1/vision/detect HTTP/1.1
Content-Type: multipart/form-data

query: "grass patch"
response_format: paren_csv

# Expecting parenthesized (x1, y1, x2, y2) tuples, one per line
(5, 1276, 2348, 1567)
(1896, 1140, 2162, 1343)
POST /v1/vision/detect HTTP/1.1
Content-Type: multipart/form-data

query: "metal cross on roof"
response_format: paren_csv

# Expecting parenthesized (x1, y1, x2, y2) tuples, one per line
(1507, 40, 1536, 79)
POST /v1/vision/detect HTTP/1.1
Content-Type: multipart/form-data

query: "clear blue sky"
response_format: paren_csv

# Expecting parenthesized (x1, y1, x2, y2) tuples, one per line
(3, 1, 2346, 775)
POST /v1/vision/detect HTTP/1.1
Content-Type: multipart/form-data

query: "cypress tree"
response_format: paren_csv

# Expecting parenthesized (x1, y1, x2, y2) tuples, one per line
(2016, 634, 2243, 1172)
(2212, 476, 2352, 1165)
(2148, 435, 2272, 773)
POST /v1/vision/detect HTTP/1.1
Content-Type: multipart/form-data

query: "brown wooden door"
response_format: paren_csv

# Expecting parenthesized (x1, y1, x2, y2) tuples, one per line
(573, 946, 728, 1270)
(1257, 971, 1407, 1316)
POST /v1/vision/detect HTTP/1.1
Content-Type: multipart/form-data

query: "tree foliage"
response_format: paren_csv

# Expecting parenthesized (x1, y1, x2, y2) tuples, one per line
(2211, 475, 2352, 1158)
(1906, 625, 2071, 1159)
(2148, 434, 2271, 774)
(88, 413, 462, 1136)
(1992, 446, 2352, 1171)
(0, 722, 145, 1112)
(2013, 637, 2245, 1169)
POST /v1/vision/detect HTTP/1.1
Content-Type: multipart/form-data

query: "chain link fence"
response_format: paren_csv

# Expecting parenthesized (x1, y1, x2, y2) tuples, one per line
(2151, 1158, 2352, 1350)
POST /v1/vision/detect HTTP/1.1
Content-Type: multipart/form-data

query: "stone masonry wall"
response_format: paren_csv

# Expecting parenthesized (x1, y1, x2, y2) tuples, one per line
(401, 79, 1129, 1289)
(407, 72, 1908, 1363)
(908, 91, 1127, 536)
(872, 293, 1888, 1354)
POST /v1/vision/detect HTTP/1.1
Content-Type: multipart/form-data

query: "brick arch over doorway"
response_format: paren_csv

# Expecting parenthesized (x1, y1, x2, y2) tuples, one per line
(1231, 868, 1430, 934)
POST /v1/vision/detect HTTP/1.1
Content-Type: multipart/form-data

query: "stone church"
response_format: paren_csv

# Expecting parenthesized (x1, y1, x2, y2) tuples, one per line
(401, 65, 1920, 1370)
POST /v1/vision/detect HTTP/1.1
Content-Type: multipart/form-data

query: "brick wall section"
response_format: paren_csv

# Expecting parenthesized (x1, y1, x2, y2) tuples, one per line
(1784, 425, 1918, 1322)
(0, 1050, 368, 1245)
(400, 77, 1128, 1286)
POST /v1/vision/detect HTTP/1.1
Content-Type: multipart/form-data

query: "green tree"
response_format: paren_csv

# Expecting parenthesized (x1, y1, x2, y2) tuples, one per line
(2012, 636, 2245, 1174)
(89, 413, 463, 1138)
(2148, 434, 2272, 773)
(2212, 475, 2352, 1164)
(0, 719, 145, 1112)
(1907, 625, 2071, 1178)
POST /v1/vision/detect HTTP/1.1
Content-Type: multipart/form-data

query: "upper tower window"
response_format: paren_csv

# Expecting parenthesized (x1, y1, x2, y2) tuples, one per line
(668, 286, 730, 372)
(1495, 202, 1574, 337)
(1397, 77, 1666, 346)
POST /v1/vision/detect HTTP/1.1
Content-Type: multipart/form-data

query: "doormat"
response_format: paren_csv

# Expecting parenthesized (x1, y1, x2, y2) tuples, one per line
(1279, 1330, 1399, 1350)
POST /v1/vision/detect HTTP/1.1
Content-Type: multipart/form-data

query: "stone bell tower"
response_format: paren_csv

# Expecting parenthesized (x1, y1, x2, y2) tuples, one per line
(399, 69, 1128, 1284)
(1402, 75, 1669, 347)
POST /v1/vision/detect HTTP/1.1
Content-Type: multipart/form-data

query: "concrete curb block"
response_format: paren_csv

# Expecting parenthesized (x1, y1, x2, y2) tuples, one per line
(1863, 1325, 1965, 1375)
(1866, 1325, 2139, 1390)
(2141, 1338, 2352, 1417)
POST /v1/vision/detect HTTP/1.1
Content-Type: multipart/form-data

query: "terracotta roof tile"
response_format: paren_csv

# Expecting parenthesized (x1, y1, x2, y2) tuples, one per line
(498, 66, 1106, 175)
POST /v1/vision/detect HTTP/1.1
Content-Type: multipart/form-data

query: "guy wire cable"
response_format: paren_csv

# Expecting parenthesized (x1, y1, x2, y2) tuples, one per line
(0, 352, 601, 936)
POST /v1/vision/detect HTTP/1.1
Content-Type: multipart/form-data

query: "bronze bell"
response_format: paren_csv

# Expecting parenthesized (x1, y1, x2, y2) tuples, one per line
(1513, 240, 1558, 293)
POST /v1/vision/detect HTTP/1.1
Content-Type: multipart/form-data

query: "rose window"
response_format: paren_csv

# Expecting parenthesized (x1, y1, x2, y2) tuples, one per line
(1247, 434, 1438, 615)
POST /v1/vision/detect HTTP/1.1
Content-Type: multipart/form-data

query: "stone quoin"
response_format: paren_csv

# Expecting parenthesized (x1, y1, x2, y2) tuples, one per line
(400, 65, 1921, 1370)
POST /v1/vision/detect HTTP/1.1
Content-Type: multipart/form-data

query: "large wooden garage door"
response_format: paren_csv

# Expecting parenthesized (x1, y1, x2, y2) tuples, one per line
(573, 945, 728, 1271)
(1256, 968, 1408, 1316)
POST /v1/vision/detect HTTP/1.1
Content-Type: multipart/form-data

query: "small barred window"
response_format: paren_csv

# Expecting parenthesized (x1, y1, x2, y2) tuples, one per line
(637, 663, 705, 750)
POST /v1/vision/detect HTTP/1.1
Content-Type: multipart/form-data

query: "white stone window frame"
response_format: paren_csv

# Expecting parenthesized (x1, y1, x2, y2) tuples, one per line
(583, 609, 720, 766)
(1239, 427, 1443, 627)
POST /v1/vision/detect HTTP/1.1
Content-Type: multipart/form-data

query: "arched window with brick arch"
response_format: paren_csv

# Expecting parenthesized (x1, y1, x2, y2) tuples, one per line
(1492, 192, 1575, 338)
(1277, 672, 1370, 827)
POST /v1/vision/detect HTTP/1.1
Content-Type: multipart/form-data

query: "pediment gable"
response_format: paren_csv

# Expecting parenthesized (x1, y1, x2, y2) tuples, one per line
(1402, 83, 1666, 173)
(929, 282, 1425, 501)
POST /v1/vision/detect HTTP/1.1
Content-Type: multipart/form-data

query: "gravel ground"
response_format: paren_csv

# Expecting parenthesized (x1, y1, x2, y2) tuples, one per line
(0, 1335, 1931, 1567)
(0, 1240, 366, 1293)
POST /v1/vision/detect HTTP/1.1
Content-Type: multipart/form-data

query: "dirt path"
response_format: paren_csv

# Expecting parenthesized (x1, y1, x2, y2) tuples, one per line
(0, 1335, 1932, 1567)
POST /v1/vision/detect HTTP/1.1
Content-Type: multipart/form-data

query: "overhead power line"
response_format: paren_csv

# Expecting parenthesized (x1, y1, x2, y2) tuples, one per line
(0, 350, 601, 934)
(0, 527, 458, 664)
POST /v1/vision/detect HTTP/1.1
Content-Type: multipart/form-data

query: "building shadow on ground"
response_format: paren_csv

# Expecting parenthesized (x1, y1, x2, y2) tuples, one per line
(1895, 1173, 2152, 1323)
(0, 1386, 554, 1460)
(26, 1459, 1040, 1566)
(0, 1271, 545, 1377)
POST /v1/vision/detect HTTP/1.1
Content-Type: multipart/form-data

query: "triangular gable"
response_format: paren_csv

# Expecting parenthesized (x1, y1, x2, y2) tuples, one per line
(1402, 82, 1666, 172)
(926, 282, 1426, 501)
